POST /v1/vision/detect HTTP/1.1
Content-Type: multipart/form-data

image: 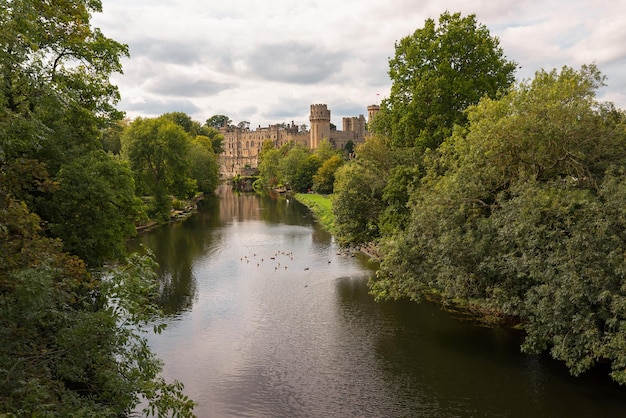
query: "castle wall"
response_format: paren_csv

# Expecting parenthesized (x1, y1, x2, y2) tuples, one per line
(219, 104, 375, 177)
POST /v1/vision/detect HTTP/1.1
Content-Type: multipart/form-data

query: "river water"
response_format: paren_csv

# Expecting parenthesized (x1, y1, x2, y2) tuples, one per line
(130, 186, 626, 417)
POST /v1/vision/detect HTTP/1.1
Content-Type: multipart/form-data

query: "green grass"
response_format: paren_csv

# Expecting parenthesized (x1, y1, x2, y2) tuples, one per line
(293, 193, 335, 232)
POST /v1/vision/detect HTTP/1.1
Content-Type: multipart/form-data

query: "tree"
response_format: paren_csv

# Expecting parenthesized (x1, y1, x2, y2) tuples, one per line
(370, 11, 517, 150)
(372, 65, 626, 383)
(313, 154, 343, 194)
(0, 1, 197, 414)
(280, 146, 319, 192)
(257, 140, 282, 188)
(205, 114, 232, 129)
(0, 192, 195, 416)
(189, 135, 219, 194)
(332, 163, 387, 246)
(314, 138, 338, 162)
(37, 150, 145, 266)
(122, 116, 195, 219)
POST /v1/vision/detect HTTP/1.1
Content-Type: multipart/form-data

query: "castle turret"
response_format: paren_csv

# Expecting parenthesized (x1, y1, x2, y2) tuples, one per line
(309, 104, 330, 149)
(367, 104, 380, 127)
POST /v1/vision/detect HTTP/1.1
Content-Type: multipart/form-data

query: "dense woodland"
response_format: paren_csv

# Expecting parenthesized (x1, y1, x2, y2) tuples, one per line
(0, 1, 217, 415)
(3, 1, 626, 416)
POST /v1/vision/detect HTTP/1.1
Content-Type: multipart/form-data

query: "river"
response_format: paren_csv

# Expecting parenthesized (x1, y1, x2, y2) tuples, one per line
(129, 186, 626, 417)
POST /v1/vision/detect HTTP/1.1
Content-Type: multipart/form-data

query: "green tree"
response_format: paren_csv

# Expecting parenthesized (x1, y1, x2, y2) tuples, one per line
(38, 150, 145, 266)
(101, 118, 129, 154)
(331, 135, 396, 246)
(0, 182, 195, 417)
(122, 116, 195, 219)
(370, 11, 517, 150)
(0, 1, 197, 414)
(332, 163, 387, 246)
(313, 154, 343, 194)
(205, 114, 232, 129)
(257, 140, 282, 188)
(313, 139, 337, 162)
(280, 146, 319, 192)
(372, 65, 626, 383)
(379, 164, 422, 235)
(189, 135, 219, 194)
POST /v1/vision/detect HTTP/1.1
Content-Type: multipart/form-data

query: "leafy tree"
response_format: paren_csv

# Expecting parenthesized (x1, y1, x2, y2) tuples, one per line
(201, 125, 225, 154)
(0, 183, 195, 417)
(331, 135, 396, 246)
(189, 135, 219, 193)
(163, 111, 195, 133)
(280, 146, 319, 192)
(122, 116, 195, 219)
(101, 118, 129, 154)
(314, 139, 337, 162)
(370, 11, 517, 150)
(0, 1, 198, 414)
(291, 154, 321, 192)
(313, 154, 343, 194)
(372, 65, 626, 383)
(332, 163, 387, 246)
(205, 114, 232, 129)
(257, 140, 282, 188)
(379, 164, 422, 235)
(37, 150, 145, 266)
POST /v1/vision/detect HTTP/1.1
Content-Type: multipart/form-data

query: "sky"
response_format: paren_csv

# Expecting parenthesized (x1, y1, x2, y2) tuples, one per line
(92, 0, 626, 129)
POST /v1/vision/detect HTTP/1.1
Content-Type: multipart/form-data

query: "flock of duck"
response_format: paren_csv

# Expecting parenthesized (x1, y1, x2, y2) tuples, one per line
(239, 249, 332, 272)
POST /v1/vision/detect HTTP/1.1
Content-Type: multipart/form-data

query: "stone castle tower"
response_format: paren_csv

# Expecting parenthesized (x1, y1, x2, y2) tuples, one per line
(367, 104, 380, 126)
(309, 104, 331, 149)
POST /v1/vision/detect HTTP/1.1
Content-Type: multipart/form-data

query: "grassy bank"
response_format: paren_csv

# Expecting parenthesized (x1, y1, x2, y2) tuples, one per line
(293, 193, 335, 233)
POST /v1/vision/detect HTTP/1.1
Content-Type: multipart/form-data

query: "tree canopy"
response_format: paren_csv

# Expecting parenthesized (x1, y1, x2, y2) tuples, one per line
(370, 11, 517, 150)
(371, 64, 626, 383)
(0, 1, 198, 415)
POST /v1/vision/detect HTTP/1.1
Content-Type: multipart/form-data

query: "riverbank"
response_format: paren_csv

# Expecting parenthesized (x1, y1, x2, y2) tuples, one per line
(135, 193, 204, 233)
(293, 192, 383, 261)
(293, 193, 335, 233)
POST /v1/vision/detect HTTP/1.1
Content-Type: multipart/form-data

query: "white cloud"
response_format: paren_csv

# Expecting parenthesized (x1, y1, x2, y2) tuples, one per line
(93, 0, 626, 127)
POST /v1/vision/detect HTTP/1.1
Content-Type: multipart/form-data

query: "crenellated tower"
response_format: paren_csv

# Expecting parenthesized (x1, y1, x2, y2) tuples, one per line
(309, 104, 331, 149)
(367, 104, 380, 127)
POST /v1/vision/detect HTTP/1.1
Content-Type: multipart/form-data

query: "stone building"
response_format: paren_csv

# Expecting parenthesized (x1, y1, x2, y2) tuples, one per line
(219, 103, 379, 178)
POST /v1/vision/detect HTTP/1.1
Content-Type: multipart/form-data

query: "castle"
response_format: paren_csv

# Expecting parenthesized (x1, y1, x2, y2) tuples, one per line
(219, 103, 380, 177)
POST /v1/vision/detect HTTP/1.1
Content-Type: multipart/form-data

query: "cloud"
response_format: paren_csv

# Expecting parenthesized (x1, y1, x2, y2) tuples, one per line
(243, 41, 345, 84)
(129, 38, 205, 66)
(93, 0, 626, 126)
(121, 98, 202, 117)
(148, 77, 236, 98)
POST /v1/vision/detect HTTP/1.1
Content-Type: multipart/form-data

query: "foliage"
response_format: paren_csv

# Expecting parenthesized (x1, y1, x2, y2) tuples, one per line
(0, 191, 195, 416)
(378, 164, 422, 236)
(332, 163, 386, 246)
(101, 118, 130, 154)
(370, 11, 516, 150)
(313, 154, 343, 194)
(205, 114, 232, 129)
(188, 136, 219, 194)
(163, 112, 224, 154)
(122, 116, 194, 219)
(371, 64, 626, 382)
(0, 3, 202, 413)
(37, 150, 145, 266)
(257, 140, 283, 188)
(279, 145, 319, 192)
